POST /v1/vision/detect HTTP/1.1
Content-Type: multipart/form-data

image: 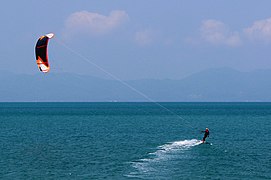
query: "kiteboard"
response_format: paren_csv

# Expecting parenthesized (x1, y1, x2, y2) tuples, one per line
(201, 141, 212, 145)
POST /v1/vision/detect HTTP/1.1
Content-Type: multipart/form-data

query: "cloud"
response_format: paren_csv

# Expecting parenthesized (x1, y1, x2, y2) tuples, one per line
(63, 10, 129, 37)
(244, 17, 271, 42)
(200, 19, 241, 47)
(134, 29, 156, 46)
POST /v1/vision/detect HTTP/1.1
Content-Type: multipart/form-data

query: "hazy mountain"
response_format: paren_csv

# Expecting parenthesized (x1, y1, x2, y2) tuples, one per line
(1, 68, 271, 102)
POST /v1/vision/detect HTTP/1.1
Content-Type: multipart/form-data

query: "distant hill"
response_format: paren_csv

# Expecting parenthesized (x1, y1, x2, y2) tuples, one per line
(1, 68, 271, 102)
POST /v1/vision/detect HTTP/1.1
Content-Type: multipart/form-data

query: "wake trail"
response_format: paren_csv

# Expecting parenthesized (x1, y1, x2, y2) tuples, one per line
(127, 139, 202, 178)
(157, 139, 202, 152)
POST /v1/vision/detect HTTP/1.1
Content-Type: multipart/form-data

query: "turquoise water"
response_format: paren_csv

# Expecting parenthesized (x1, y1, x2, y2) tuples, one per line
(0, 102, 270, 179)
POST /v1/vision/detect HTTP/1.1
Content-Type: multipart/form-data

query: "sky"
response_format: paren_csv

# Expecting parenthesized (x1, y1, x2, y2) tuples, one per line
(1, 0, 271, 80)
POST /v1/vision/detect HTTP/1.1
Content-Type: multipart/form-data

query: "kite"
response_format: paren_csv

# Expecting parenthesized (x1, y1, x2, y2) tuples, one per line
(35, 33, 54, 73)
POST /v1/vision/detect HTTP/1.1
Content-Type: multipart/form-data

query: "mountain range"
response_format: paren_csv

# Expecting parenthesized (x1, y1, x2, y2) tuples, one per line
(1, 68, 271, 102)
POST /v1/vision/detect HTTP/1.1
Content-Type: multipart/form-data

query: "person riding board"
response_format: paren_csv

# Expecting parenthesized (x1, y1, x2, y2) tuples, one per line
(202, 128, 209, 143)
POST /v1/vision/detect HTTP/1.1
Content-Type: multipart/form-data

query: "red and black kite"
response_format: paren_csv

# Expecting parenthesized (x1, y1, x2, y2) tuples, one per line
(35, 33, 54, 73)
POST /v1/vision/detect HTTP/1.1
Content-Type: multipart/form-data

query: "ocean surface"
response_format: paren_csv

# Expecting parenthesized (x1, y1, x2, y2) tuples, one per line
(0, 102, 270, 179)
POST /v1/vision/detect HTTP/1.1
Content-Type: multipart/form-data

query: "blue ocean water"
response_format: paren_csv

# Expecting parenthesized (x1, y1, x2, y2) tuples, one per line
(0, 102, 270, 179)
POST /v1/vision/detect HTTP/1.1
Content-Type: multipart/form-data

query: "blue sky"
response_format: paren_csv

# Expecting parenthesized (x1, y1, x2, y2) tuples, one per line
(1, 1, 271, 80)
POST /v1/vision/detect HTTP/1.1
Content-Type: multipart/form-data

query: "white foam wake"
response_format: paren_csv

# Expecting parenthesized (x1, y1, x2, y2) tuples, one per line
(127, 139, 202, 178)
(157, 139, 202, 152)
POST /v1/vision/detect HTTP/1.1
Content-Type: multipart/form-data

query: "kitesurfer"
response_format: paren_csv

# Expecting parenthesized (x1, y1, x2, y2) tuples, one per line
(202, 128, 209, 143)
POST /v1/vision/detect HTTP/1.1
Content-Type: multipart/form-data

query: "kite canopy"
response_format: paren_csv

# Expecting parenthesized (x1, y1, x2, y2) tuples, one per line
(35, 33, 54, 73)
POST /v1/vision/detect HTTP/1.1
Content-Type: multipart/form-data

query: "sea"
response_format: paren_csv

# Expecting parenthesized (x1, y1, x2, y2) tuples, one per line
(0, 102, 270, 179)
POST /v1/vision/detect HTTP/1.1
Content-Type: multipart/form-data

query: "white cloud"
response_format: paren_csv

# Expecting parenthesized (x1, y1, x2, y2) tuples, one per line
(244, 17, 271, 42)
(134, 29, 156, 46)
(63, 10, 129, 37)
(200, 19, 241, 47)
